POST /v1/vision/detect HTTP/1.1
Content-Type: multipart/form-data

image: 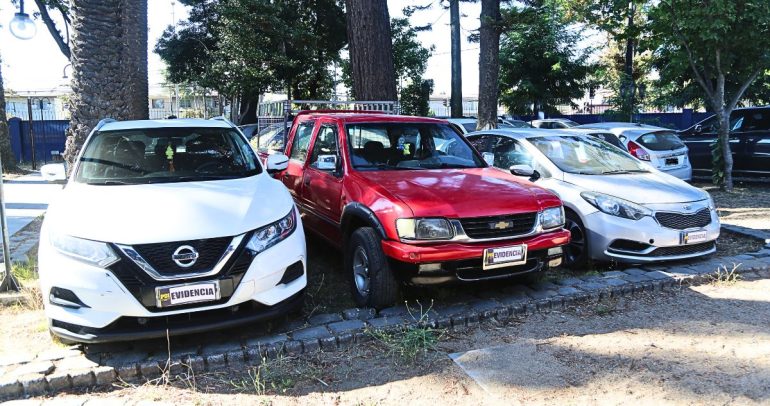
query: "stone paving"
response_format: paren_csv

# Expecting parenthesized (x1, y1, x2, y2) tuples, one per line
(1, 244, 768, 400)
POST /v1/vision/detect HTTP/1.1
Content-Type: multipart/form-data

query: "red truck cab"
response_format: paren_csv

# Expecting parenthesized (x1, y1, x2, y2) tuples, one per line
(266, 112, 570, 307)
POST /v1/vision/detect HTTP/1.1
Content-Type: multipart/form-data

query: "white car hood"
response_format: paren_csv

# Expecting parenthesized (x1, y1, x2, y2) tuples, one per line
(45, 175, 293, 244)
(562, 171, 707, 204)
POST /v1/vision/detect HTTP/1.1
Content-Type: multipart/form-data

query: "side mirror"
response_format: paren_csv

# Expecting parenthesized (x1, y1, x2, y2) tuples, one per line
(266, 153, 289, 173)
(41, 163, 67, 183)
(315, 154, 338, 171)
(510, 164, 535, 177)
(482, 152, 495, 166)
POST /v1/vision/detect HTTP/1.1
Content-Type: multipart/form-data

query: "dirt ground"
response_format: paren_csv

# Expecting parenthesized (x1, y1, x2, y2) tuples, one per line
(30, 276, 770, 405)
(699, 182, 770, 231)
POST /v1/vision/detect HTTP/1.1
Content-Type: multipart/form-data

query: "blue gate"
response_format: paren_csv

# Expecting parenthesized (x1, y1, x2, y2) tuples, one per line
(8, 117, 69, 164)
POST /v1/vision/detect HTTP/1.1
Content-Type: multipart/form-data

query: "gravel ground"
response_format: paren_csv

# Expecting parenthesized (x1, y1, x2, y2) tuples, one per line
(699, 182, 770, 231)
(29, 276, 770, 405)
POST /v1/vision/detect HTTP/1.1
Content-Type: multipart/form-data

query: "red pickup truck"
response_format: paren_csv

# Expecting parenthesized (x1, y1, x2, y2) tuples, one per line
(264, 111, 570, 307)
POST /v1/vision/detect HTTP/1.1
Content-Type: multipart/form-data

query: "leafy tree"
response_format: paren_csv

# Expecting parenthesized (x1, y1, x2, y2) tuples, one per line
(499, 3, 594, 115)
(63, 0, 149, 166)
(400, 79, 434, 116)
(649, 0, 770, 191)
(561, 0, 649, 116)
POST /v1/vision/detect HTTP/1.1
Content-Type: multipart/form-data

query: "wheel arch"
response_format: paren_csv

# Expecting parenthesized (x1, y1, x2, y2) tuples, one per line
(340, 202, 387, 242)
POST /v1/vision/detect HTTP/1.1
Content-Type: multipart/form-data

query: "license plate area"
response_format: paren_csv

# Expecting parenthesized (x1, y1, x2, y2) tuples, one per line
(483, 245, 528, 270)
(156, 281, 221, 308)
(665, 157, 679, 166)
(680, 230, 709, 245)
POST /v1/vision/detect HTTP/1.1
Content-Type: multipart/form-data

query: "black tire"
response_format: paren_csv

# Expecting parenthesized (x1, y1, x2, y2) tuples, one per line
(345, 227, 400, 308)
(563, 210, 589, 269)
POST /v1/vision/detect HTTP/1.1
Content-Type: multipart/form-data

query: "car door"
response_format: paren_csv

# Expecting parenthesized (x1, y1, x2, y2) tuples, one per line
(734, 108, 770, 175)
(281, 119, 316, 200)
(300, 120, 345, 241)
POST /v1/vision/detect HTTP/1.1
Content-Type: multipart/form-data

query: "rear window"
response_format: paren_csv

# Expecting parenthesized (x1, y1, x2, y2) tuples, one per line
(636, 132, 685, 151)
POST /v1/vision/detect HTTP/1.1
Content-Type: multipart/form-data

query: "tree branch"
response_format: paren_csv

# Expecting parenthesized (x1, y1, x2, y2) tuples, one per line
(34, 0, 71, 59)
(728, 67, 763, 112)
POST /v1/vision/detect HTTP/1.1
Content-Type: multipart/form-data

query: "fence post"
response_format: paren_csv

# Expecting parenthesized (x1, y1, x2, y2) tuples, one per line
(26, 98, 37, 170)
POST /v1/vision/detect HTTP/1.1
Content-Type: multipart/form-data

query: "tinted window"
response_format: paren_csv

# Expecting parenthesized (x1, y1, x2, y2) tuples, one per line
(289, 121, 314, 162)
(309, 125, 339, 168)
(76, 127, 260, 185)
(347, 123, 484, 170)
(636, 132, 685, 151)
(590, 132, 625, 150)
(491, 136, 533, 168)
(741, 110, 770, 131)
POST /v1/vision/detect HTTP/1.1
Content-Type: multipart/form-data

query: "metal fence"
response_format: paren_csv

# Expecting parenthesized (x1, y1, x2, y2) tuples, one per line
(256, 99, 398, 134)
(7, 117, 68, 165)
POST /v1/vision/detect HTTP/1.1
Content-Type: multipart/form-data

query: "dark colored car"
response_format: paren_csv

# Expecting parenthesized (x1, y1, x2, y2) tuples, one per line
(678, 107, 770, 178)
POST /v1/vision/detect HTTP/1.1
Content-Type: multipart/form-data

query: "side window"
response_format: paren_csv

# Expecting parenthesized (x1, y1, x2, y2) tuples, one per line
(309, 125, 339, 168)
(491, 136, 533, 168)
(289, 121, 314, 162)
(468, 135, 490, 153)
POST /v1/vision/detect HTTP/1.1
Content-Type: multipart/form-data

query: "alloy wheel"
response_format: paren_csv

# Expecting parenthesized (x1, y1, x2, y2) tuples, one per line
(352, 246, 370, 296)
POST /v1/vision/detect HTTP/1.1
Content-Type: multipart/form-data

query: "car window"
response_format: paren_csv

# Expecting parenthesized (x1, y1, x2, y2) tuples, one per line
(347, 123, 484, 170)
(697, 114, 745, 133)
(289, 121, 315, 162)
(591, 132, 626, 150)
(741, 110, 770, 131)
(468, 135, 490, 152)
(530, 135, 648, 175)
(255, 124, 287, 154)
(309, 125, 339, 169)
(75, 127, 261, 185)
(636, 131, 685, 151)
(462, 122, 477, 132)
(491, 136, 534, 168)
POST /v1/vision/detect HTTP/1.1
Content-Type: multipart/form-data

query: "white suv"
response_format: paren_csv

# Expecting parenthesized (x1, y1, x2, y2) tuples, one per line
(39, 118, 305, 344)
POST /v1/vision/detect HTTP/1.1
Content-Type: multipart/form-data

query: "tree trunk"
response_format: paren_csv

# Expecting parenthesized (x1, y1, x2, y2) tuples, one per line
(623, 2, 636, 119)
(63, 0, 149, 168)
(0, 52, 17, 171)
(450, 0, 463, 118)
(717, 110, 734, 191)
(345, 0, 398, 101)
(476, 0, 501, 130)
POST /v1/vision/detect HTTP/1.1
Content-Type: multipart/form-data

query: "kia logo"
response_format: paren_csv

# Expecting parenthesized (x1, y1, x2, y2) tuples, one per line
(172, 245, 199, 268)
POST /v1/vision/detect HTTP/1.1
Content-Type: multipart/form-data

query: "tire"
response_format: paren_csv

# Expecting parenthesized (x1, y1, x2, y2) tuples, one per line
(563, 210, 589, 269)
(345, 227, 400, 308)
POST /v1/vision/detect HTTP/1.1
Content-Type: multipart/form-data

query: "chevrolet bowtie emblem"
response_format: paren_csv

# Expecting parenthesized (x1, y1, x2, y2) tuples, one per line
(492, 220, 513, 230)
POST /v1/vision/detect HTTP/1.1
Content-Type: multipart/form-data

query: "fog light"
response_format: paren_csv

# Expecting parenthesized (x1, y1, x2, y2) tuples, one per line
(49, 287, 89, 309)
(549, 257, 563, 268)
(548, 247, 563, 256)
(418, 263, 442, 273)
(137, 318, 148, 325)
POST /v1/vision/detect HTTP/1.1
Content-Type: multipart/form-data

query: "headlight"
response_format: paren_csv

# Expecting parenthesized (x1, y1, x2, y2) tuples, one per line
(396, 218, 453, 240)
(246, 208, 297, 254)
(50, 233, 119, 267)
(540, 206, 565, 229)
(581, 191, 652, 220)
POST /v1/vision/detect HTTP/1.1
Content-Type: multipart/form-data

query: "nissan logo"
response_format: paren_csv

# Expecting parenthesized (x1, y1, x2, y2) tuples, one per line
(172, 245, 199, 268)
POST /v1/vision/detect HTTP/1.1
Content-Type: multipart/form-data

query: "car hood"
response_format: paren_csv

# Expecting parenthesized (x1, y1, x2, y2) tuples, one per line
(357, 168, 559, 218)
(562, 171, 708, 204)
(44, 175, 293, 244)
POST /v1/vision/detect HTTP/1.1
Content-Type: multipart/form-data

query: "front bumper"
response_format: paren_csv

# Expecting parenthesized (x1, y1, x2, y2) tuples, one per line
(381, 229, 570, 284)
(582, 209, 720, 263)
(38, 224, 307, 343)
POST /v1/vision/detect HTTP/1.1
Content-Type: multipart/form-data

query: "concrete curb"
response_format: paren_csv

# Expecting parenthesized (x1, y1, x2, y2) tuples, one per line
(721, 223, 770, 247)
(1, 249, 768, 400)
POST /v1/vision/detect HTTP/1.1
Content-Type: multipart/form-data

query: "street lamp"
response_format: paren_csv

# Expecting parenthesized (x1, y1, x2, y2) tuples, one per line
(9, 0, 37, 40)
(62, 63, 72, 79)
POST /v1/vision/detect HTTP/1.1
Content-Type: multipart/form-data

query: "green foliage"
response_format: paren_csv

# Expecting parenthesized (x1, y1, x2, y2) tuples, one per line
(648, 0, 770, 189)
(155, 0, 347, 101)
(499, 3, 594, 115)
(400, 79, 434, 116)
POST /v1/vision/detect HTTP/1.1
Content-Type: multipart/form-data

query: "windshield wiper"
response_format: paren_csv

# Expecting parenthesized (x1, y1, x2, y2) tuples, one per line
(86, 180, 130, 185)
(602, 169, 649, 175)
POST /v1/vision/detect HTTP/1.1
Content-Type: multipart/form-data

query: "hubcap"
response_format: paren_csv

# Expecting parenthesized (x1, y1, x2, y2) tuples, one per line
(564, 218, 586, 264)
(352, 246, 370, 296)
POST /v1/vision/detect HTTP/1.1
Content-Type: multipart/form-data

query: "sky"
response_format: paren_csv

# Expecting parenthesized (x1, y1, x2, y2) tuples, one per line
(0, 1, 488, 98)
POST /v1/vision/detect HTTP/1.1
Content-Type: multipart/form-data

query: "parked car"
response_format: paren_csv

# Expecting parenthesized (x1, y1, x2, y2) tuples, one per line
(678, 106, 770, 178)
(270, 112, 570, 307)
(531, 118, 580, 129)
(249, 122, 291, 156)
(465, 129, 720, 267)
(39, 118, 306, 343)
(576, 122, 692, 181)
(446, 117, 532, 134)
(560, 128, 626, 150)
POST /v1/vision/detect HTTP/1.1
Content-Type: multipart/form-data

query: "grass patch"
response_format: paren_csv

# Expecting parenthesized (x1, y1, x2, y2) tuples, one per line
(13, 260, 38, 282)
(367, 302, 445, 362)
(594, 301, 617, 317)
(710, 263, 742, 286)
(227, 353, 324, 396)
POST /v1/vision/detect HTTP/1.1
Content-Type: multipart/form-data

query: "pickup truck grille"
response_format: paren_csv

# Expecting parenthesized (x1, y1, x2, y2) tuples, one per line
(459, 212, 538, 239)
(655, 208, 711, 230)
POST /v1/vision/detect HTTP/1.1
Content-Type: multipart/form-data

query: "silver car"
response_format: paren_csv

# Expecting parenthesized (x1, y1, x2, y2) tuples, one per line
(531, 118, 580, 129)
(575, 122, 692, 181)
(466, 128, 720, 267)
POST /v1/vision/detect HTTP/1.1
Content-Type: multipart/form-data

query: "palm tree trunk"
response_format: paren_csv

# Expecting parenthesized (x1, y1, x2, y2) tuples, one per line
(0, 52, 17, 171)
(63, 0, 149, 167)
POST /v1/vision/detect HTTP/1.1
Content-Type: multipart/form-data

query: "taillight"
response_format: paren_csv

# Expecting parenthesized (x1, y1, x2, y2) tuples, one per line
(627, 141, 650, 161)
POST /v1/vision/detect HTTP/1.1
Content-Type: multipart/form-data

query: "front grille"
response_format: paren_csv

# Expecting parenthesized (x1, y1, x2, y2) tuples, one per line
(133, 237, 232, 275)
(459, 212, 538, 239)
(655, 208, 712, 230)
(608, 239, 652, 253)
(649, 242, 715, 257)
(447, 249, 546, 281)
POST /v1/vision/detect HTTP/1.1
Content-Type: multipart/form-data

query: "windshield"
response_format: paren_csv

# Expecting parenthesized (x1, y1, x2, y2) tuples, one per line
(254, 124, 287, 154)
(506, 121, 532, 128)
(529, 135, 649, 175)
(635, 131, 685, 151)
(76, 127, 261, 185)
(347, 122, 485, 170)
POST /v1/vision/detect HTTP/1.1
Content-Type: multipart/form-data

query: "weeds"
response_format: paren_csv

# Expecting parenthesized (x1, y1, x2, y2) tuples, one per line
(368, 301, 445, 362)
(594, 301, 617, 316)
(710, 263, 742, 286)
